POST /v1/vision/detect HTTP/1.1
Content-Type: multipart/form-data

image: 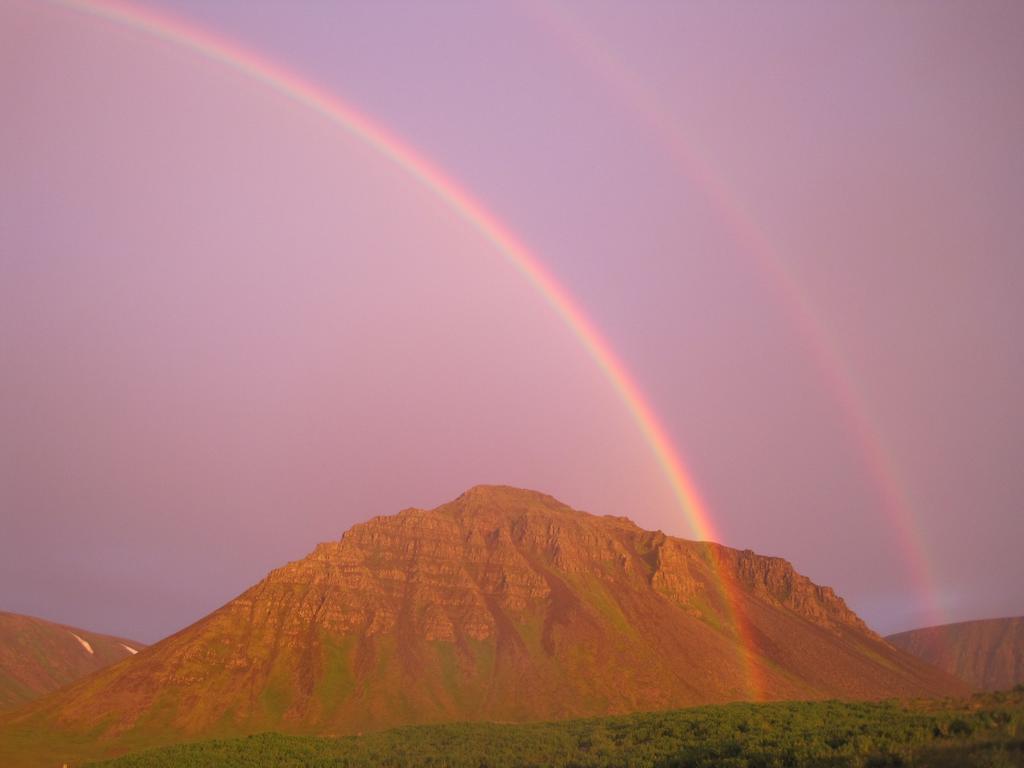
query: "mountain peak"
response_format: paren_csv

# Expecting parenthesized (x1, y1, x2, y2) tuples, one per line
(440, 484, 642, 530)
(448, 483, 576, 515)
(11, 487, 966, 751)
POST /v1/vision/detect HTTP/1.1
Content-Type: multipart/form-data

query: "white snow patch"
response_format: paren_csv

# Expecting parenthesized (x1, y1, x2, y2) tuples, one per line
(120, 643, 138, 655)
(70, 632, 94, 655)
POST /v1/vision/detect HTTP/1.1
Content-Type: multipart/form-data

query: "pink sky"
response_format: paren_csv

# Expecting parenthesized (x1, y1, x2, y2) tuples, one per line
(1, 0, 1022, 642)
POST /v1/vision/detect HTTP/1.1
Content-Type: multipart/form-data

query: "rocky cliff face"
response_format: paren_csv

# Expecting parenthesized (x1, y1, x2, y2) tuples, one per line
(887, 617, 1024, 691)
(0, 612, 144, 710)
(4, 486, 966, 757)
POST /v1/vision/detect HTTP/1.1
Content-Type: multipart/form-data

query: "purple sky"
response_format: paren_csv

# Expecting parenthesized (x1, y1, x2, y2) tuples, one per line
(2, 0, 1022, 643)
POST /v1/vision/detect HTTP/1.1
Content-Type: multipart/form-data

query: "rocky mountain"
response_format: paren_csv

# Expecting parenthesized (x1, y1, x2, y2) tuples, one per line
(887, 617, 1024, 691)
(0, 611, 144, 710)
(1, 486, 966, 765)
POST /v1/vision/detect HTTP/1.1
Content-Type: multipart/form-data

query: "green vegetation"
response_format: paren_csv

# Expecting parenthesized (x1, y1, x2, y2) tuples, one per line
(316, 634, 357, 717)
(88, 688, 1024, 768)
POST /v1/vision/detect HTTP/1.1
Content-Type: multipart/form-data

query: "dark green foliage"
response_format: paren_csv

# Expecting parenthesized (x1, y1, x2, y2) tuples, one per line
(88, 690, 1024, 768)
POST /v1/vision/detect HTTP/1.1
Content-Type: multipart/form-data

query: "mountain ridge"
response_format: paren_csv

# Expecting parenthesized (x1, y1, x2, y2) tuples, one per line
(1, 486, 966, 765)
(887, 616, 1024, 691)
(0, 610, 145, 711)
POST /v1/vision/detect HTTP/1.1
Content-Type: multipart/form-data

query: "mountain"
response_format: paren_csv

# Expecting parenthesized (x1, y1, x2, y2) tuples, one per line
(1, 486, 966, 764)
(887, 617, 1024, 691)
(0, 611, 144, 710)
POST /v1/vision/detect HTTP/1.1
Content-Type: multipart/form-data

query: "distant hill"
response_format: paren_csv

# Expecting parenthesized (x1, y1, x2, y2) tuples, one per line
(0, 611, 144, 710)
(887, 616, 1024, 691)
(0, 486, 966, 766)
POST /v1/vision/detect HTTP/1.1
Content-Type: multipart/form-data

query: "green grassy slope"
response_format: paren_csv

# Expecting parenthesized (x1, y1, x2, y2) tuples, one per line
(84, 688, 1024, 768)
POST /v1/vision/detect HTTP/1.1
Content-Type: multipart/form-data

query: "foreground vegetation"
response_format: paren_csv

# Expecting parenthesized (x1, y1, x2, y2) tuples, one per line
(87, 688, 1024, 768)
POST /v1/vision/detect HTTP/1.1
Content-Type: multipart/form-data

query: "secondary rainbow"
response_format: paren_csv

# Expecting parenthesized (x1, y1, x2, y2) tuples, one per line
(531, 1, 944, 630)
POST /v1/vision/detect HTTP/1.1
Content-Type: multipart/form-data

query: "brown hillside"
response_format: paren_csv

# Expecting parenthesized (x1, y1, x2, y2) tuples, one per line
(1, 486, 966, 765)
(887, 617, 1024, 691)
(0, 611, 144, 710)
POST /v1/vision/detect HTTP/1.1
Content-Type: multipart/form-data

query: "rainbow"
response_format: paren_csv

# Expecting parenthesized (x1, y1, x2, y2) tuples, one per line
(54, 0, 765, 700)
(530, 1, 944, 630)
